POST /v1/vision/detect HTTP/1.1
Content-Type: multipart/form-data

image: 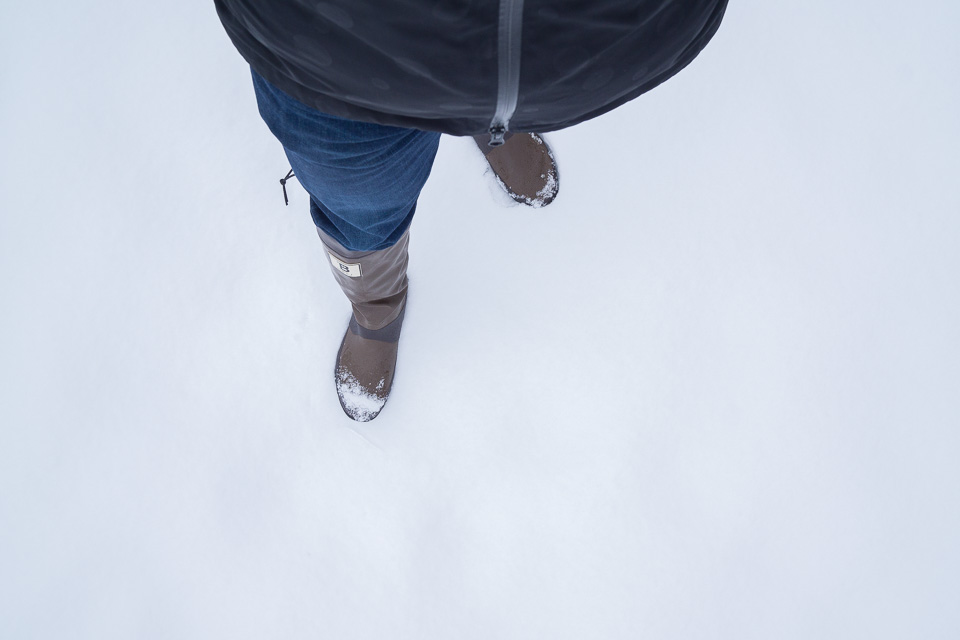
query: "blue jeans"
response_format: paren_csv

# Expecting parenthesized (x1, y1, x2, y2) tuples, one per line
(251, 70, 442, 252)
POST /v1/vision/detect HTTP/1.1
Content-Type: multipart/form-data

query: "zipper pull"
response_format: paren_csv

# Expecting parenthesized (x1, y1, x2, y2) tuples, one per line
(488, 125, 507, 147)
(279, 168, 295, 206)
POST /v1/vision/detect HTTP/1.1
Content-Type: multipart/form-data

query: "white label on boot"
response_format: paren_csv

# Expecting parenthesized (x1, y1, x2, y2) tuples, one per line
(328, 253, 362, 278)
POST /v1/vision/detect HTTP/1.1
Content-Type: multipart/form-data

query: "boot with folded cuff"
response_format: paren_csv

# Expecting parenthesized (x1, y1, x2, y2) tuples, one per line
(317, 227, 410, 422)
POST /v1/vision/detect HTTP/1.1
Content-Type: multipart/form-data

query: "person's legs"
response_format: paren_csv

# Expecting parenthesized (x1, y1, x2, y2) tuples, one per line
(251, 69, 439, 420)
(248, 70, 558, 420)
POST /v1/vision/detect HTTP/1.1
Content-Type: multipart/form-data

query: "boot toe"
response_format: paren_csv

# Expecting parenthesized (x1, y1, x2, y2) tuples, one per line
(333, 309, 404, 422)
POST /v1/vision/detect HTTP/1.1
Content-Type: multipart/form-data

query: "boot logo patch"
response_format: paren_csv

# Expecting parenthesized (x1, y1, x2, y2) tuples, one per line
(329, 253, 362, 278)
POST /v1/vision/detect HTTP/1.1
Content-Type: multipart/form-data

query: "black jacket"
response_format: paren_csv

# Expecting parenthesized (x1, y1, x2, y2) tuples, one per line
(215, 0, 727, 140)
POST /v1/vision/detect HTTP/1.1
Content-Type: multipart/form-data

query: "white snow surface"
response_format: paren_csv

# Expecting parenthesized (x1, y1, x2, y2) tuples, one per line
(2, 2, 960, 639)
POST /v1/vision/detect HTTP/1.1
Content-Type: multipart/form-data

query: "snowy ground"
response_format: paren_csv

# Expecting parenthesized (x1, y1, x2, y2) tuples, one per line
(2, 2, 959, 639)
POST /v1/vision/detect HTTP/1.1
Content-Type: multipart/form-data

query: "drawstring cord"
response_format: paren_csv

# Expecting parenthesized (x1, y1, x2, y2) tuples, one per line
(279, 169, 296, 205)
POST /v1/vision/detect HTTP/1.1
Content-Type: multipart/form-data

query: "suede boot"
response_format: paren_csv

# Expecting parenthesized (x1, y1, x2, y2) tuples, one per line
(473, 132, 559, 207)
(317, 228, 410, 422)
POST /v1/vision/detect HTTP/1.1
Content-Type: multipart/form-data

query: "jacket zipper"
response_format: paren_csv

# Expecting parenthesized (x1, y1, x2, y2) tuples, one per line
(488, 0, 524, 146)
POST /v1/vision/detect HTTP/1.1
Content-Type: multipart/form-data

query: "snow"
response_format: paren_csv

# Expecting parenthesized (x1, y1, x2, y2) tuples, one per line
(336, 367, 387, 423)
(2, 1, 960, 639)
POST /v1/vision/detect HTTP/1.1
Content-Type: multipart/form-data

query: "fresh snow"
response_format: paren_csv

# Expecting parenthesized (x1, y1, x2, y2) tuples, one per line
(2, 2, 960, 640)
(336, 367, 387, 423)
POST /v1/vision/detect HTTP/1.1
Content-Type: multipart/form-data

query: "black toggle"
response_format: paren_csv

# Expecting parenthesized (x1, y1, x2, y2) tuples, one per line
(279, 168, 295, 205)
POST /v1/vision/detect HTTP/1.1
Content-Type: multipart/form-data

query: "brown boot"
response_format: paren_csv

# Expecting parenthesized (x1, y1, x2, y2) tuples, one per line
(334, 304, 405, 422)
(473, 132, 559, 207)
(317, 228, 410, 422)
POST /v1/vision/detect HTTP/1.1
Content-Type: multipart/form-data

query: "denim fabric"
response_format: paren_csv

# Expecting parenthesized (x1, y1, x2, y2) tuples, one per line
(251, 70, 441, 252)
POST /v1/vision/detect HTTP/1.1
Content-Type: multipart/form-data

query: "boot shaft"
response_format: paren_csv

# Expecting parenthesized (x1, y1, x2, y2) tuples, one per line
(317, 227, 409, 330)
